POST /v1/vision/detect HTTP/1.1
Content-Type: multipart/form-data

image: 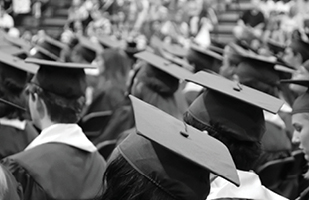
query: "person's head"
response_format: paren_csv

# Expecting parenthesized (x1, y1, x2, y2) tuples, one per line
(71, 36, 103, 64)
(283, 39, 309, 69)
(0, 53, 38, 120)
(102, 96, 239, 200)
(184, 71, 284, 171)
(186, 44, 223, 73)
(25, 59, 94, 129)
(130, 51, 192, 119)
(289, 60, 309, 95)
(96, 48, 130, 89)
(220, 43, 242, 80)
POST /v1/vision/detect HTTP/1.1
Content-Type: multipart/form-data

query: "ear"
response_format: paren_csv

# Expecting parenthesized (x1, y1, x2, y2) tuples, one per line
(34, 94, 46, 118)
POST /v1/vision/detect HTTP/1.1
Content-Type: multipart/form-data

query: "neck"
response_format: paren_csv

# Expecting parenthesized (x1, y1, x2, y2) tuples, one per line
(39, 117, 56, 130)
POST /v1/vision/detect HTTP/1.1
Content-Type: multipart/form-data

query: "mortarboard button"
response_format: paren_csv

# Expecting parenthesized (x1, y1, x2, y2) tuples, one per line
(25, 58, 95, 98)
(114, 95, 239, 200)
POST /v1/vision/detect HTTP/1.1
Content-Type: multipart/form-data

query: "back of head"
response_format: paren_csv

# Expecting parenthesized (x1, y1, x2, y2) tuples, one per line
(101, 48, 130, 85)
(0, 63, 27, 119)
(186, 49, 222, 73)
(131, 63, 182, 119)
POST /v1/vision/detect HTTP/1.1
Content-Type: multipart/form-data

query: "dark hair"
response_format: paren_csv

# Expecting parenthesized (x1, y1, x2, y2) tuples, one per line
(0, 67, 28, 120)
(240, 78, 279, 97)
(102, 154, 174, 200)
(183, 111, 261, 171)
(27, 84, 85, 123)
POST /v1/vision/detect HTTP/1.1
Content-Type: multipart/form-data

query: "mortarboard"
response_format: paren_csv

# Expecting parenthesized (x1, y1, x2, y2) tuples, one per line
(267, 38, 286, 55)
(29, 36, 66, 61)
(280, 79, 309, 114)
(208, 45, 224, 56)
(236, 51, 294, 87)
(134, 51, 193, 80)
(25, 58, 95, 98)
(111, 95, 239, 200)
(186, 71, 284, 142)
(162, 43, 188, 58)
(73, 36, 103, 63)
(0, 52, 38, 110)
(96, 34, 122, 49)
(134, 51, 193, 95)
(4, 35, 32, 52)
(186, 44, 223, 73)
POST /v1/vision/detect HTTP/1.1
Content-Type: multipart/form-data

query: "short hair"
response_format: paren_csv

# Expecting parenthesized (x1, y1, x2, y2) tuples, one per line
(26, 83, 85, 123)
(183, 111, 261, 171)
(102, 154, 174, 200)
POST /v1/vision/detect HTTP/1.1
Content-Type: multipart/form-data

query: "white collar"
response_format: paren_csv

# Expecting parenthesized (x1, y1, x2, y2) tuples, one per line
(207, 170, 288, 200)
(0, 118, 26, 130)
(25, 124, 97, 152)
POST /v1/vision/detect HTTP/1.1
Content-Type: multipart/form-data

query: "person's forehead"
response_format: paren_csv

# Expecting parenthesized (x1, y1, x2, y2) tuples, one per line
(292, 113, 309, 124)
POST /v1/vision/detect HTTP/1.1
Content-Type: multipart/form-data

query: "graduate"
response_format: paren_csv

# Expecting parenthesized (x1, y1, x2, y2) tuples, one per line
(1, 59, 106, 200)
(183, 71, 287, 199)
(102, 95, 240, 200)
(0, 52, 39, 159)
(280, 79, 309, 200)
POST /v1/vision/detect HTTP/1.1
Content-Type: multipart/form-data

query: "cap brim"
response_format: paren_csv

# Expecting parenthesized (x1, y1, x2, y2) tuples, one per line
(280, 79, 309, 87)
(25, 58, 96, 69)
(134, 51, 193, 79)
(129, 95, 240, 186)
(185, 71, 284, 114)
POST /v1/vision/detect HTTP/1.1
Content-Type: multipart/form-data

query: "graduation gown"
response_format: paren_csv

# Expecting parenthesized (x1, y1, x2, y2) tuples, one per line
(1, 164, 23, 200)
(0, 120, 38, 159)
(207, 170, 287, 200)
(1, 124, 106, 200)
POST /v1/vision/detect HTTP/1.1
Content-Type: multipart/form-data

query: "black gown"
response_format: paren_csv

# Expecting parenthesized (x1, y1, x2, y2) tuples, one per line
(1, 143, 106, 200)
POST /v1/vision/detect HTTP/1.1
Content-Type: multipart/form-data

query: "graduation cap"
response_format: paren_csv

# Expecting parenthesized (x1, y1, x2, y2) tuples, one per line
(267, 38, 286, 54)
(186, 71, 284, 142)
(29, 36, 67, 61)
(134, 51, 193, 95)
(280, 79, 309, 114)
(236, 51, 294, 87)
(135, 51, 193, 80)
(25, 58, 95, 98)
(112, 95, 239, 200)
(186, 44, 223, 73)
(4, 35, 32, 52)
(162, 43, 188, 58)
(96, 34, 122, 49)
(73, 36, 103, 63)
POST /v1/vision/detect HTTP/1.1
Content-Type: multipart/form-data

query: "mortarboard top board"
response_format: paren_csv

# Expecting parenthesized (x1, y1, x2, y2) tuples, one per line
(96, 34, 122, 49)
(208, 45, 224, 56)
(134, 51, 193, 80)
(0, 51, 38, 74)
(186, 71, 284, 142)
(186, 71, 284, 113)
(114, 95, 239, 200)
(35, 35, 67, 59)
(189, 44, 223, 61)
(74, 36, 103, 63)
(162, 43, 188, 58)
(29, 45, 60, 61)
(4, 35, 32, 52)
(267, 38, 286, 54)
(280, 79, 309, 114)
(25, 58, 95, 98)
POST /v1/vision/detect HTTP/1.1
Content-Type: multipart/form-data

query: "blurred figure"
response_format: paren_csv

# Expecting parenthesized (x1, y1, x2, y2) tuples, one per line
(0, 4, 13, 32)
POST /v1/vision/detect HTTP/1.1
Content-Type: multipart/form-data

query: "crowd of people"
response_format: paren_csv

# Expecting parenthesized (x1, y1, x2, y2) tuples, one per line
(0, 0, 309, 200)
